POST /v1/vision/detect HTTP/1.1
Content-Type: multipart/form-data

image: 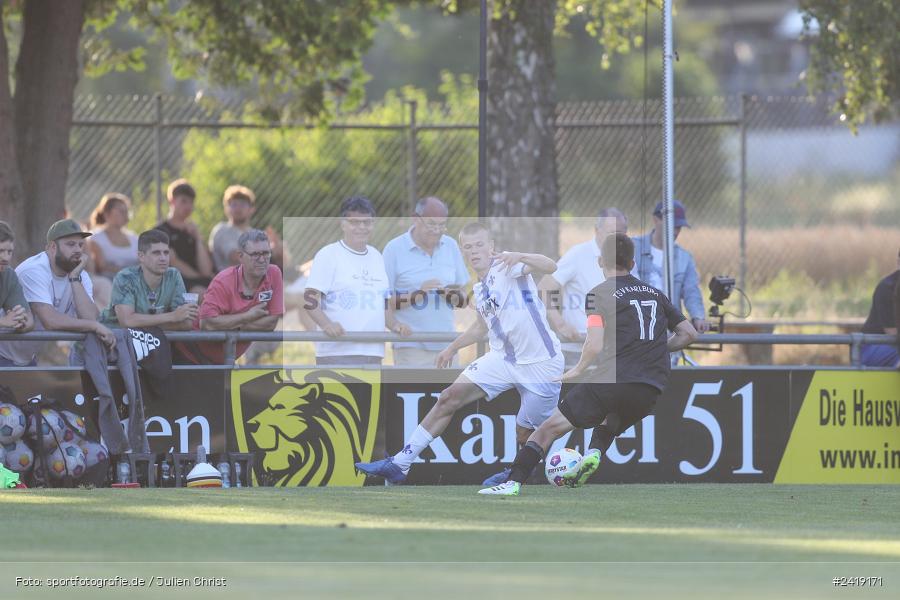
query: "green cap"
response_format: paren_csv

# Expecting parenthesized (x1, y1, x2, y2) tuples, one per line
(47, 219, 91, 243)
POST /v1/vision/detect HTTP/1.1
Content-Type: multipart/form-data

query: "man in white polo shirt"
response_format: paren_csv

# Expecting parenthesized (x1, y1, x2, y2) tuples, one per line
(304, 196, 410, 366)
(0, 219, 115, 367)
(539, 208, 628, 367)
(382, 196, 469, 367)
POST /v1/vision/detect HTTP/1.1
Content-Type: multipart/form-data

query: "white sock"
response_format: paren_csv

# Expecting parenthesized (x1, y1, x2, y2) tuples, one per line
(586, 448, 601, 459)
(392, 425, 434, 472)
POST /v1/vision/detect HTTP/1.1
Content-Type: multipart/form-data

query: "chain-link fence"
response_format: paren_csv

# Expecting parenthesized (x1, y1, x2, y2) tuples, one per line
(68, 93, 900, 318)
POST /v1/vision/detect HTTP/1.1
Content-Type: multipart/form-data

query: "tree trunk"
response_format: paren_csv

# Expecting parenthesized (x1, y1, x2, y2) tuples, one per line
(0, 9, 26, 243)
(486, 0, 559, 257)
(14, 0, 86, 256)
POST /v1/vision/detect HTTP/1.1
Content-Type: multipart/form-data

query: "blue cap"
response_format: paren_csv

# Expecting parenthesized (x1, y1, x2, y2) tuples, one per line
(653, 200, 690, 228)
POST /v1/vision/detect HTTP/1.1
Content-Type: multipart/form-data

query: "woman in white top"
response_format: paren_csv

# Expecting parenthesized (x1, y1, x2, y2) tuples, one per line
(87, 193, 139, 308)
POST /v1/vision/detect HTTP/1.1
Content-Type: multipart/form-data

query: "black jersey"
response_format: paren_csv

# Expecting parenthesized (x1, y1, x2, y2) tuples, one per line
(584, 274, 686, 391)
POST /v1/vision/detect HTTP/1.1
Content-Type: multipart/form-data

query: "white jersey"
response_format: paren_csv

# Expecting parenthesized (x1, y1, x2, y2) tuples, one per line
(0, 252, 94, 366)
(472, 259, 561, 365)
(305, 241, 390, 358)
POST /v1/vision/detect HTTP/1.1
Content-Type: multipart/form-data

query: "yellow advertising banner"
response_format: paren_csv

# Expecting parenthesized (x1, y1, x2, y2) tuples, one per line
(230, 369, 381, 487)
(775, 371, 900, 484)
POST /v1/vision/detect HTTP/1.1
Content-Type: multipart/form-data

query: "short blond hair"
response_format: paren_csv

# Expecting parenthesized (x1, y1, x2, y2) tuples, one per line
(222, 185, 256, 207)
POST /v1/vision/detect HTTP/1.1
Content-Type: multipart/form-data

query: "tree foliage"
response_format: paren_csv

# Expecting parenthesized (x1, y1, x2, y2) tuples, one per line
(133, 75, 477, 236)
(800, 0, 900, 128)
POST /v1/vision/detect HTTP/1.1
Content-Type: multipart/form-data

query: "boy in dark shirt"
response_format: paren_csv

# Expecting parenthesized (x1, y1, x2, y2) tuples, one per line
(155, 179, 213, 294)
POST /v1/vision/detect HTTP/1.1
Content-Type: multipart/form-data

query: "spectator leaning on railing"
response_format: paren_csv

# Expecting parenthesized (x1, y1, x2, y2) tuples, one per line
(382, 196, 469, 367)
(175, 229, 284, 365)
(0, 221, 34, 363)
(304, 196, 410, 366)
(100, 230, 198, 331)
(0, 219, 114, 368)
(860, 247, 900, 368)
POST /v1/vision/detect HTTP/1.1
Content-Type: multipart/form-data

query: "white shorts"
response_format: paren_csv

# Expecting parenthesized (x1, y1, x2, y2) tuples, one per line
(462, 350, 564, 429)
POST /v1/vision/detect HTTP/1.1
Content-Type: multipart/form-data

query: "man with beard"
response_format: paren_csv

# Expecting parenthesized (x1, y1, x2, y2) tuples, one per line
(0, 220, 107, 367)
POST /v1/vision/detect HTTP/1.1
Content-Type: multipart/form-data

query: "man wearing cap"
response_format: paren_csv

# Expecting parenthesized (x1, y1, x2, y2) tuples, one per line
(0, 219, 112, 368)
(0, 222, 33, 358)
(632, 200, 708, 334)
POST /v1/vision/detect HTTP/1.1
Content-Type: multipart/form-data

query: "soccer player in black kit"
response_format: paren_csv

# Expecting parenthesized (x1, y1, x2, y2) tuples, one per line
(479, 232, 698, 496)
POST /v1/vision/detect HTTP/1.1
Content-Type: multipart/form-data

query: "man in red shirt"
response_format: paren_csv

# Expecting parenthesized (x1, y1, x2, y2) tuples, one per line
(175, 229, 283, 364)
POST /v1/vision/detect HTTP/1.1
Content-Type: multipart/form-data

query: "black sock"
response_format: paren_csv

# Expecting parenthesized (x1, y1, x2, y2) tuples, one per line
(509, 441, 544, 484)
(588, 413, 621, 453)
(588, 425, 615, 453)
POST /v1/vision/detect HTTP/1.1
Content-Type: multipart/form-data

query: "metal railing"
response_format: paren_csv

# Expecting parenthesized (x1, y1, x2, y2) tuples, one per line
(0, 330, 894, 368)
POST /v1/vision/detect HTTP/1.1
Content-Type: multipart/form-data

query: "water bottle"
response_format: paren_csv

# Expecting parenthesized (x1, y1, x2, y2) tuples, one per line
(160, 460, 171, 487)
(117, 459, 131, 484)
(234, 462, 242, 488)
(217, 461, 231, 488)
(196, 445, 207, 464)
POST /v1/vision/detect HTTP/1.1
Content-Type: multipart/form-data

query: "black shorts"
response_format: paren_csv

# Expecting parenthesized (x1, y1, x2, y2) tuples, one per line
(558, 382, 659, 431)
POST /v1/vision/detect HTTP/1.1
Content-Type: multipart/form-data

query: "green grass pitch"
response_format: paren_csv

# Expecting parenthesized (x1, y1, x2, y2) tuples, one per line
(1, 484, 898, 599)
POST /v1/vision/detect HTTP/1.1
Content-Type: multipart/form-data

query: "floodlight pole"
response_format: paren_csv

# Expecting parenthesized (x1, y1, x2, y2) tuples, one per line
(477, 0, 488, 219)
(661, 0, 676, 298)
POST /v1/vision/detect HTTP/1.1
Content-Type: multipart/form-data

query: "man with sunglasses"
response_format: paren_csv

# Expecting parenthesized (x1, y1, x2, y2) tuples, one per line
(382, 197, 469, 367)
(101, 230, 198, 330)
(176, 229, 283, 365)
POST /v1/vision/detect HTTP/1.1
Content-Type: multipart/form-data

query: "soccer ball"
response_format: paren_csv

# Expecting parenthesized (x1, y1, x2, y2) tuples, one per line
(0, 403, 26, 444)
(60, 410, 87, 443)
(26, 408, 68, 450)
(77, 440, 109, 469)
(545, 448, 583, 487)
(47, 443, 86, 479)
(3, 439, 34, 473)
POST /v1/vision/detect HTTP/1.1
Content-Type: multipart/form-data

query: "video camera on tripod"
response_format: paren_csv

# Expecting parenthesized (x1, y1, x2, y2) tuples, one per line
(707, 275, 736, 333)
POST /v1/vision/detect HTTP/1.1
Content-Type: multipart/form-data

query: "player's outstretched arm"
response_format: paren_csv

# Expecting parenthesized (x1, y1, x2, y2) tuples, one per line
(493, 251, 557, 276)
(667, 319, 699, 353)
(519, 253, 557, 276)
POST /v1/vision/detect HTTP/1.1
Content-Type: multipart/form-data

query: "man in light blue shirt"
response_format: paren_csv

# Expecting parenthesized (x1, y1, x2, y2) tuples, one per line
(383, 197, 470, 366)
(632, 200, 708, 334)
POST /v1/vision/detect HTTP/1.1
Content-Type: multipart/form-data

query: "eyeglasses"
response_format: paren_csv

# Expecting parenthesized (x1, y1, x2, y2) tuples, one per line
(343, 217, 375, 229)
(244, 250, 272, 262)
(418, 218, 448, 232)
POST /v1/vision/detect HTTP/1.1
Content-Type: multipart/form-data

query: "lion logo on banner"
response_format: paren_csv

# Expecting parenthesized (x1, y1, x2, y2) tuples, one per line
(231, 369, 380, 487)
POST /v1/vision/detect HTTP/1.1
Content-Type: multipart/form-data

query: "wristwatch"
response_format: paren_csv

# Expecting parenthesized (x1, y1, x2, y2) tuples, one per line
(68, 277, 82, 283)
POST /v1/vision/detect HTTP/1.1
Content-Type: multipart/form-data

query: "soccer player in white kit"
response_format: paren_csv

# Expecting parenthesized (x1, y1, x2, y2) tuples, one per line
(355, 222, 564, 485)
